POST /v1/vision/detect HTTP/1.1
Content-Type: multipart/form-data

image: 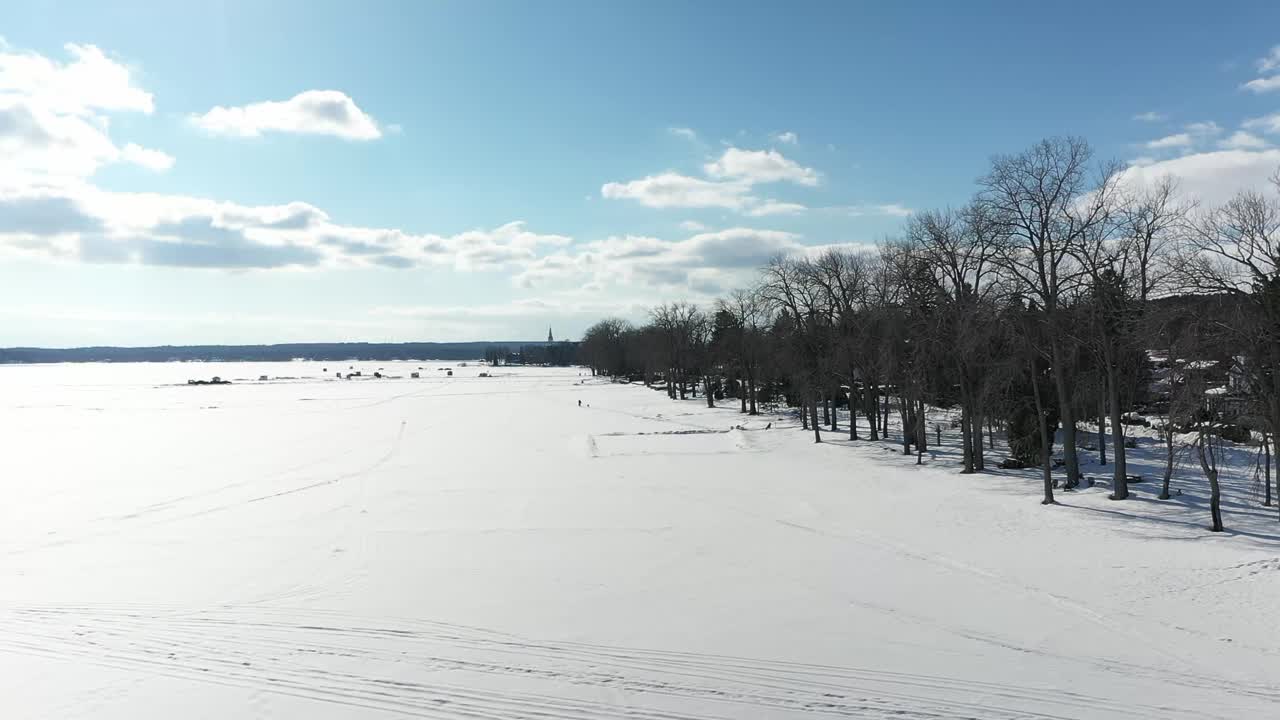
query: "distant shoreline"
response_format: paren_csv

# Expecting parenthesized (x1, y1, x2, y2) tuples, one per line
(0, 341, 573, 365)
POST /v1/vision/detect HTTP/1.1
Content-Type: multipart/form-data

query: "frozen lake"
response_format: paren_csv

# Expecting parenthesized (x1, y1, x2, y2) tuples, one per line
(1, 362, 1277, 718)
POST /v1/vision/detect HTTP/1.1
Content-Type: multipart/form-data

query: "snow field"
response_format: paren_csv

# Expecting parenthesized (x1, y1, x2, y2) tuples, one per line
(0, 362, 1276, 719)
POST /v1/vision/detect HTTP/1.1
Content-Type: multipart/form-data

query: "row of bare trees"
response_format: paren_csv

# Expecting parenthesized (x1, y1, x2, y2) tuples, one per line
(577, 137, 1280, 530)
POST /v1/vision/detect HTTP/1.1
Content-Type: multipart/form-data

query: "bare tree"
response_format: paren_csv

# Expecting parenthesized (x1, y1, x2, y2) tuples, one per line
(718, 288, 770, 415)
(807, 248, 876, 439)
(1195, 425, 1226, 532)
(578, 318, 632, 377)
(1124, 175, 1191, 303)
(908, 203, 1003, 472)
(983, 137, 1121, 488)
(1074, 225, 1136, 499)
(760, 256, 827, 443)
(650, 301, 704, 400)
(1176, 171, 1280, 485)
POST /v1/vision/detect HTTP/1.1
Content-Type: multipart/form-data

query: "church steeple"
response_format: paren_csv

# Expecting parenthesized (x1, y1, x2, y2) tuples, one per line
(547, 326, 554, 343)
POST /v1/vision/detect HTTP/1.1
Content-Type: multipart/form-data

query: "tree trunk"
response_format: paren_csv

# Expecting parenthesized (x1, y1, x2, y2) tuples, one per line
(1031, 357, 1055, 505)
(823, 395, 831, 427)
(801, 395, 809, 430)
(898, 393, 912, 455)
(748, 373, 758, 415)
(917, 398, 928, 452)
(1050, 340, 1081, 488)
(705, 377, 714, 408)
(1271, 401, 1280, 521)
(829, 387, 838, 432)
(960, 403, 974, 473)
(1265, 431, 1272, 507)
(1209, 469, 1223, 532)
(968, 410, 981, 470)
(971, 404, 985, 472)
(1198, 435, 1224, 532)
(810, 392, 822, 443)
(1159, 421, 1174, 500)
(848, 381, 859, 441)
(1097, 393, 1107, 466)
(987, 417, 995, 450)
(866, 384, 879, 440)
(1106, 361, 1128, 500)
(916, 398, 927, 465)
(882, 391, 891, 442)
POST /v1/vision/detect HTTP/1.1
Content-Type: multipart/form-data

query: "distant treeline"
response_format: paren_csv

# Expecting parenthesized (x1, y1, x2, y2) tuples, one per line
(483, 342, 578, 366)
(0, 341, 568, 364)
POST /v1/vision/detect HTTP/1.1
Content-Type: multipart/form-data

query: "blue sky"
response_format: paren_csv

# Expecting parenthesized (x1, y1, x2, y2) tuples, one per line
(2, 1, 1280, 345)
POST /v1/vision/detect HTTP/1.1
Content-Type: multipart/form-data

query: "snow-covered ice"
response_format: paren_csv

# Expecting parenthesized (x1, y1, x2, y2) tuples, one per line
(1, 362, 1277, 719)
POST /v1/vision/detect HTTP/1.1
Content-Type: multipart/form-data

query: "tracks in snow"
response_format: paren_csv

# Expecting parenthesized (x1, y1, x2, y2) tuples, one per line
(0, 604, 1253, 720)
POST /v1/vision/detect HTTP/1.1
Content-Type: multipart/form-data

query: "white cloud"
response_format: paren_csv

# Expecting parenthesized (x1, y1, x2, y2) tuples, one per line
(747, 200, 807, 216)
(601, 172, 752, 209)
(773, 131, 798, 145)
(190, 90, 381, 140)
(0, 180, 572, 272)
(1218, 131, 1270, 150)
(432, 221, 572, 271)
(1143, 123, 1223, 153)
(668, 126, 697, 141)
(704, 147, 819, 186)
(0, 98, 122, 182)
(1185, 121, 1223, 136)
(0, 43, 170, 186)
(1242, 46, 1280, 93)
(1242, 76, 1280, 93)
(513, 227, 806, 294)
(1146, 133, 1193, 149)
(1128, 156, 1158, 168)
(121, 143, 175, 171)
(0, 42, 153, 115)
(679, 220, 707, 231)
(1243, 111, 1280, 135)
(1132, 111, 1165, 122)
(683, 228, 800, 267)
(0, 42, 573, 277)
(1260, 45, 1280, 73)
(604, 146, 821, 215)
(846, 203, 913, 218)
(1119, 148, 1280, 206)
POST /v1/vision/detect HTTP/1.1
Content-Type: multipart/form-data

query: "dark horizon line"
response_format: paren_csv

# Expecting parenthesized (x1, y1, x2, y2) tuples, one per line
(1, 339, 568, 352)
(0, 340, 578, 365)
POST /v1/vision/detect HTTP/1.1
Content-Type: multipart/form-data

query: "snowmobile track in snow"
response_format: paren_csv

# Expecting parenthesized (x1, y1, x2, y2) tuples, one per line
(1, 604, 1263, 720)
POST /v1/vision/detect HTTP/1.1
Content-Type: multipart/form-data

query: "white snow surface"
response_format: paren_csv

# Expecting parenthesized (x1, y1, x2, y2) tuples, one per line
(1, 362, 1277, 719)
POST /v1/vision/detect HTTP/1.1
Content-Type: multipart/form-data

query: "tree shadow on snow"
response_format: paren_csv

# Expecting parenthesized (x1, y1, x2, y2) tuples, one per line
(784, 405, 1280, 544)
